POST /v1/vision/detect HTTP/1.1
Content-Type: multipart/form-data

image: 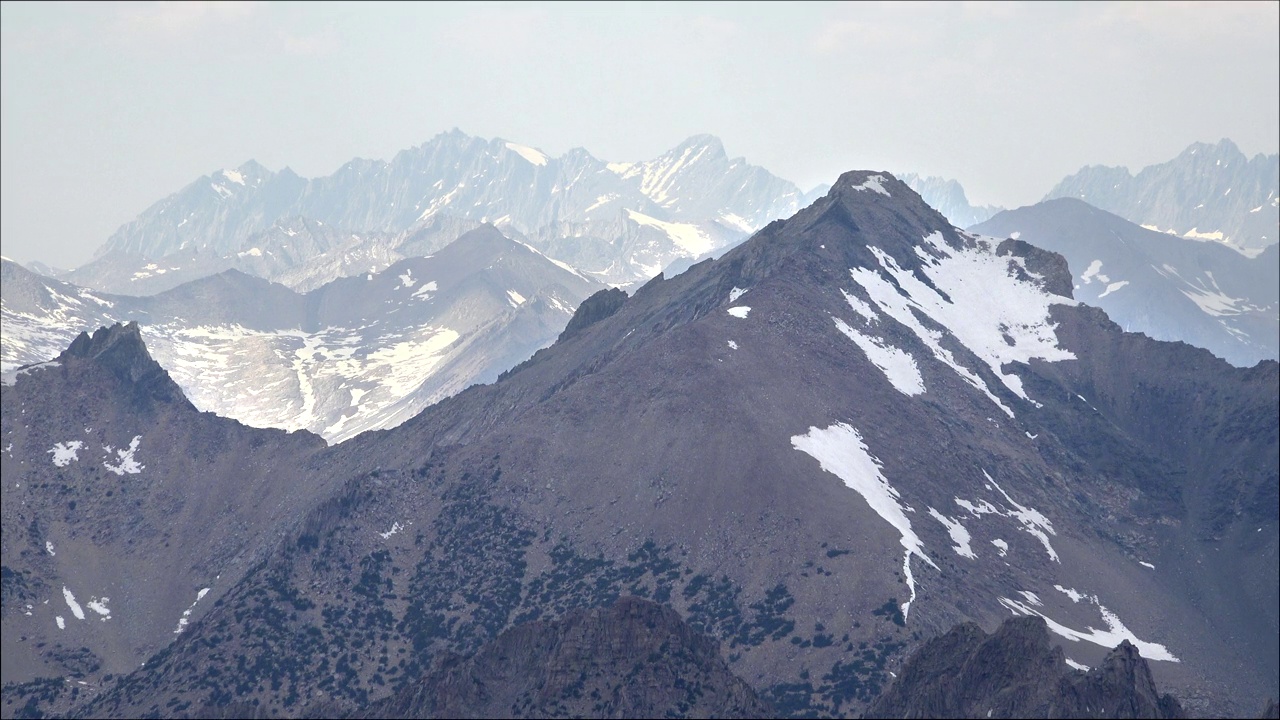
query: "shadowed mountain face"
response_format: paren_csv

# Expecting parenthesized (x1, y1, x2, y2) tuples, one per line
(4, 173, 1276, 719)
(865, 615, 1185, 719)
(973, 198, 1279, 367)
(1043, 139, 1279, 252)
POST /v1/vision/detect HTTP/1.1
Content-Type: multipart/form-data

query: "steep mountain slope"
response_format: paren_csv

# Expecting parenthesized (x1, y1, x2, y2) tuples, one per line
(898, 173, 1004, 228)
(1044, 139, 1279, 252)
(973, 198, 1279, 367)
(3, 227, 601, 443)
(89, 131, 819, 289)
(865, 615, 1185, 718)
(11, 173, 1277, 719)
(0, 324, 328, 699)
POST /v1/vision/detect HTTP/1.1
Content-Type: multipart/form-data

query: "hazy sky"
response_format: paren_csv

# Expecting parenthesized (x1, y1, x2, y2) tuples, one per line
(2, 1, 1277, 267)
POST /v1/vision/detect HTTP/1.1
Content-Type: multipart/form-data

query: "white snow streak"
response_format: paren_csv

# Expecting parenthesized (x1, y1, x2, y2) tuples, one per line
(792, 422, 937, 619)
(999, 594, 1178, 662)
(62, 587, 85, 620)
(174, 588, 211, 634)
(928, 508, 976, 559)
(833, 317, 925, 396)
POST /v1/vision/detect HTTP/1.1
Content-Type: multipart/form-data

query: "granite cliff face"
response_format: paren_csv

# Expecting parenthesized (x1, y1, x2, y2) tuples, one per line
(865, 616, 1185, 719)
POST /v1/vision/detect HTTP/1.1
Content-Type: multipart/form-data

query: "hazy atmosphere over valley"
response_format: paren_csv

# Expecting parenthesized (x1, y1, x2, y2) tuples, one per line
(1, 2, 1277, 719)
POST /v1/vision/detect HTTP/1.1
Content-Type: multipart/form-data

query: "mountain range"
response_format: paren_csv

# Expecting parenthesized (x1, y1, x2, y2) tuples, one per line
(67, 132, 823, 290)
(3, 226, 599, 443)
(1044, 138, 1279, 253)
(973, 199, 1279, 368)
(4, 172, 1274, 718)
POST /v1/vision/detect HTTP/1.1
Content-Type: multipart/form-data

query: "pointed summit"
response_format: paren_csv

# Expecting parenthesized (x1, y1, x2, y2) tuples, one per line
(57, 322, 193, 409)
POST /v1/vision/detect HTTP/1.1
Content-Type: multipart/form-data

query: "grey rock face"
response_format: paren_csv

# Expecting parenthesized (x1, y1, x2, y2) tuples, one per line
(1043, 139, 1279, 251)
(973, 198, 1278, 367)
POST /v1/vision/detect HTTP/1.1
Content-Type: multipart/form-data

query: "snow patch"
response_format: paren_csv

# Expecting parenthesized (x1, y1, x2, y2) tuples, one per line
(625, 209, 715, 256)
(984, 470, 1058, 562)
(729, 287, 748, 303)
(46, 541, 56, 556)
(174, 588, 211, 634)
(399, 269, 416, 288)
(850, 174, 891, 196)
(103, 436, 143, 475)
(379, 522, 404, 540)
(928, 508, 976, 558)
(833, 318, 925, 396)
(506, 289, 527, 307)
(1065, 658, 1090, 671)
(999, 593, 1178, 662)
(504, 142, 548, 166)
(62, 587, 85, 620)
(49, 440, 84, 467)
(727, 340, 738, 350)
(411, 280, 438, 298)
(1138, 561, 1155, 569)
(991, 538, 1008, 557)
(848, 233, 1076, 418)
(87, 597, 111, 620)
(727, 306, 751, 319)
(1098, 280, 1129, 298)
(56, 616, 65, 630)
(841, 289, 879, 324)
(221, 169, 245, 185)
(792, 422, 937, 619)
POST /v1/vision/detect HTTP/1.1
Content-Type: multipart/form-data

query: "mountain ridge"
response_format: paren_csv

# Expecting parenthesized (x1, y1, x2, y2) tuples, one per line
(5, 171, 1275, 718)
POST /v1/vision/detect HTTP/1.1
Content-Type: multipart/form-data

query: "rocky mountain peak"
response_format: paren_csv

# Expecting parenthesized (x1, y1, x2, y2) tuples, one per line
(676, 132, 727, 157)
(57, 322, 193, 409)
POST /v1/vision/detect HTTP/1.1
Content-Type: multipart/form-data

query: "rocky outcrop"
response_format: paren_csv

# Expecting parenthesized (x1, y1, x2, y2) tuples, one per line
(864, 616, 1184, 719)
(359, 597, 769, 719)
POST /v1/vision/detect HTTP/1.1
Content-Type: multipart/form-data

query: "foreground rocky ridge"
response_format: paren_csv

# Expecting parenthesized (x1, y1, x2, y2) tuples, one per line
(3, 173, 1275, 718)
(354, 596, 770, 719)
(866, 615, 1184, 719)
